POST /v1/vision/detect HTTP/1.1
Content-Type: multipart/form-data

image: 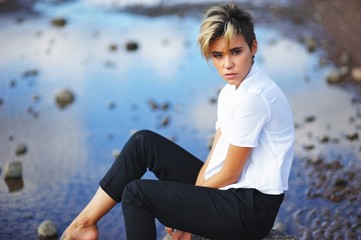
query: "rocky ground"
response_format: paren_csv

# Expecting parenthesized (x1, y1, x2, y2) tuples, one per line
(267, 0, 361, 94)
(305, 0, 361, 68)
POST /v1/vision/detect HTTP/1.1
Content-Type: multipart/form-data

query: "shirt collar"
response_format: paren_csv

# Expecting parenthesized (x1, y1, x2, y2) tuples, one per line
(244, 61, 261, 82)
(233, 61, 261, 91)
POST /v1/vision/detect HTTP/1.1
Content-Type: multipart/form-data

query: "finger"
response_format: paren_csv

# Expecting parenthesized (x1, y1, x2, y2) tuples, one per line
(165, 227, 174, 236)
(172, 230, 181, 240)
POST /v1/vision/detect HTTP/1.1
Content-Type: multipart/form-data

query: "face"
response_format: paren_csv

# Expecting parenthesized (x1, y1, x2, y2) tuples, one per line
(209, 34, 257, 88)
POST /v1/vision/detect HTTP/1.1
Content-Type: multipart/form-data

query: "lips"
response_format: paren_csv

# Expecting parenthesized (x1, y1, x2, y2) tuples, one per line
(224, 73, 237, 79)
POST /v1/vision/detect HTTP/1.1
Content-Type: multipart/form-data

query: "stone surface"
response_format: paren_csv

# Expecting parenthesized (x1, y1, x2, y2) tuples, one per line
(15, 143, 27, 156)
(55, 89, 75, 109)
(163, 229, 298, 240)
(38, 220, 58, 238)
(4, 161, 22, 179)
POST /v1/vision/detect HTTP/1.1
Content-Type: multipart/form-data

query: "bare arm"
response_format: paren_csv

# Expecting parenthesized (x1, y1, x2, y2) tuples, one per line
(195, 128, 222, 186)
(198, 144, 251, 188)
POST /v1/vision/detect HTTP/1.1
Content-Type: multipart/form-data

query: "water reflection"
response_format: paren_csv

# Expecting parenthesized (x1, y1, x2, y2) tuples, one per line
(0, 1, 360, 239)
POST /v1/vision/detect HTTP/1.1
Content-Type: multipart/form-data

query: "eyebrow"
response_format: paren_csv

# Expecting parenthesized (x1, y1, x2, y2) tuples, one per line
(211, 46, 243, 55)
(229, 47, 243, 52)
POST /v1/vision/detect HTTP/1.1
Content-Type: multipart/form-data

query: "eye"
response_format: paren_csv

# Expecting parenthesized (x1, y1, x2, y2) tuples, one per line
(212, 52, 223, 59)
(231, 49, 241, 55)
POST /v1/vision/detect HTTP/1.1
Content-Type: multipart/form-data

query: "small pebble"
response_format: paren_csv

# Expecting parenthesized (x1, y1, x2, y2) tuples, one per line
(305, 115, 316, 123)
(272, 222, 286, 232)
(326, 70, 342, 84)
(112, 149, 121, 159)
(55, 89, 75, 109)
(15, 143, 27, 156)
(147, 99, 158, 110)
(109, 43, 118, 52)
(38, 220, 57, 238)
(51, 18, 67, 27)
(303, 37, 316, 52)
(22, 69, 39, 78)
(126, 41, 139, 51)
(161, 116, 170, 126)
(351, 67, 361, 82)
(346, 132, 358, 141)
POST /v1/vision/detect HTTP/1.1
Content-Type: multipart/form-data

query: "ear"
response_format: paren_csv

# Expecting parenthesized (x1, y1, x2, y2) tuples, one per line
(251, 40, 258, 56)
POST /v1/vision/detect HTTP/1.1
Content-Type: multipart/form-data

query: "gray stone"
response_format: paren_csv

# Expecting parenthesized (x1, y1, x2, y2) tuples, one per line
(55, 89, 75, 109)
(263, 229, 298, 240)
(326, 70, 342, 84)
(38, 220, 57, 238)
(15, 143, 27, 156)
(303, 37, 316, 52)
(4, 161, 22, 179)
(163, 229, 298, 240)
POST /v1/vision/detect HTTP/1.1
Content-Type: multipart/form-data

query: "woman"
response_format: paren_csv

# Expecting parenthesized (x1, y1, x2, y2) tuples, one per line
(60, 3, 294, 240)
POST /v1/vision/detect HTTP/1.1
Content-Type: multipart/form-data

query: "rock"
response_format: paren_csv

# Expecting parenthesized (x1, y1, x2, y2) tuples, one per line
(32, 94, 40, 102)
(38, 220, 57, 238)
(107, 101, 116, 109)
(161, 116, 170, 126)
(273, 222, 286, 232)
(147, 99, 158, 110)
(55, 89, 75, 109)
(326, 70, 342, 84)
(112, 149, 120, 159)
(303, 37, 316, 52)
(351, 67, 361, 82)
(303, 144, 315, 151)
(4, 161, 24, 192)
(345, 132, 358, 141)
(109, 43, 118, 52)
(15, 143, 27, 156)
(4, 161, 22, 179)
(163, 229, 298, 240)
(326, 66, 349, 84)
(126, 41, 139, 51)
(51, 18, 67, 27)
(5, 177, 24, 192)
(22, 69, 39, 78)
(304, 116, 315, 123)
(263, 229, 298, 240)
(161, 102, 170, 111)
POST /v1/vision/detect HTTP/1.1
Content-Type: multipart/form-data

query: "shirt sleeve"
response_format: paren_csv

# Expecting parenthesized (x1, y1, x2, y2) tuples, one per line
(230, 92, 271, 147)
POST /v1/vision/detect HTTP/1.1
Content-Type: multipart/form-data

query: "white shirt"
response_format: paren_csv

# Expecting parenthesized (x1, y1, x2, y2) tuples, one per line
(204, 62, 294, 194)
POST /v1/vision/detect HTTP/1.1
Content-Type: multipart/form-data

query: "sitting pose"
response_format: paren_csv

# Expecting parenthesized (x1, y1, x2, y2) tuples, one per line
(60, 3, 294, 240)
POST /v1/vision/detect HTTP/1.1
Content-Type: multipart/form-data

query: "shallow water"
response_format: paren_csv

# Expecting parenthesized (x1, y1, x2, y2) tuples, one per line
(1, 1, 360, 239)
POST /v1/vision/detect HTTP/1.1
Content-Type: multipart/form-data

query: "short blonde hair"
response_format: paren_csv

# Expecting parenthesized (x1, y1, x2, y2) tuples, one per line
(198, 3, 256, 60)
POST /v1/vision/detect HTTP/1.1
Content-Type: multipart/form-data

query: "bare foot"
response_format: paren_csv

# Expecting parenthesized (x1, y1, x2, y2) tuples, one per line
(60, 222, 98, 240)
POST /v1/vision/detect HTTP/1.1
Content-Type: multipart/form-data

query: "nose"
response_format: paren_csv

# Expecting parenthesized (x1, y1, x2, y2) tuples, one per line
(224, 55, 233, 70)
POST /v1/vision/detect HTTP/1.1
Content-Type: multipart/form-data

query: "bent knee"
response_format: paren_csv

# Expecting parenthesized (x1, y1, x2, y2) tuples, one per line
(122, 180, 141, 203)
(132, 129, 154, 139)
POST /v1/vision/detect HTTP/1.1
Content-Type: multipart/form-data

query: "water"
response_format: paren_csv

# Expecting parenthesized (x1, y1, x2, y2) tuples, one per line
(1, 1, 360, 239)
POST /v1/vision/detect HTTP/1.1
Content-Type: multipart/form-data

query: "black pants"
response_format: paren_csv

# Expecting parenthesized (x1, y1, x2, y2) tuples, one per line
(99, 130, 284, 240)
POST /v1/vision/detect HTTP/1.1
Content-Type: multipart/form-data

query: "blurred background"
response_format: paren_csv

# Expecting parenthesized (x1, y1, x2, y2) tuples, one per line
(0, 0, 360, 239)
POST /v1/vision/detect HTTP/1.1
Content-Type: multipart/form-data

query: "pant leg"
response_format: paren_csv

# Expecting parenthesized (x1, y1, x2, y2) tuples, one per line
(99, 130, 204, 202)
(122, 179, 284, 240)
